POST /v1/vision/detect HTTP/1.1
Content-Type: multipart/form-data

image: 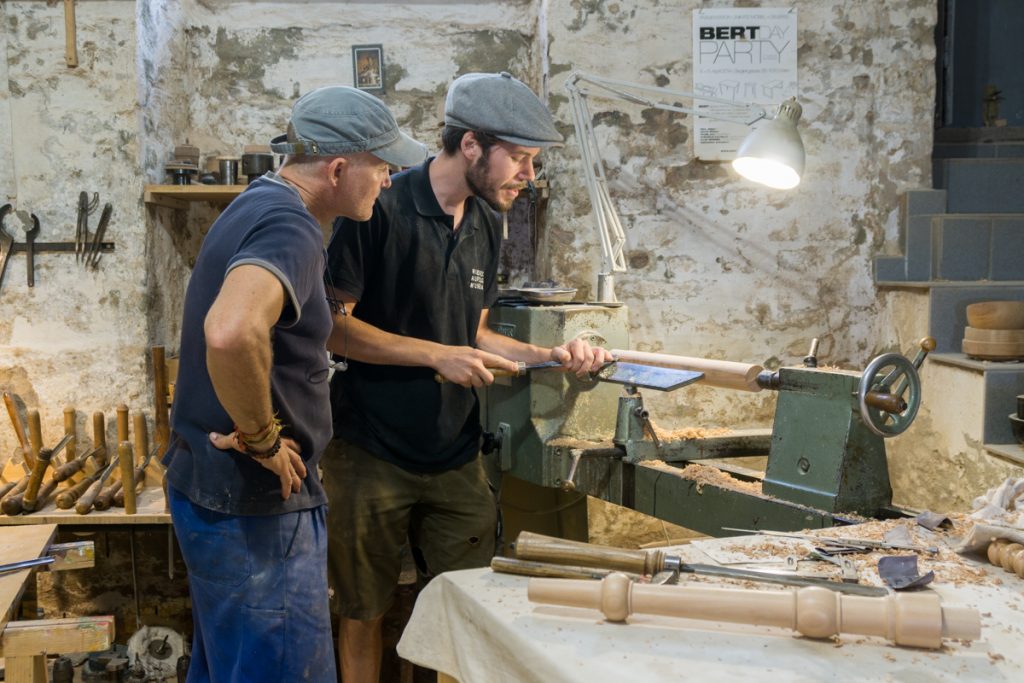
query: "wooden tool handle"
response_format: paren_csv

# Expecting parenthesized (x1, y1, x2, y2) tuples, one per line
(609, 349, 763, 392)
(863, 391, 907, 414)
(3, 392, 36, 468)
(491, 556, 635, 581)
(152, 346, 171, 458)
(51, 454, 87, 483)
(528, 574, 981, 649)
(64, 406, 77, 462)
(0, 481, 17, 501)
(27, 410, 43, 460)
(514, 531, 664, 575)
(117, 441, 136, 514)
(113, 464, 148, 507)
(116, 405, 130, 444)
(64, 0, 78, 68)
(93, 411, 107, 467)
(21, 478, 58, 514)
(21, 447, 54, 511)
(58, 475, 98, 509)
(1, 476, 28, 504)
(94, 480, 122, 511)
(434, 364, 523, 384)
(75, 478, 107, 515)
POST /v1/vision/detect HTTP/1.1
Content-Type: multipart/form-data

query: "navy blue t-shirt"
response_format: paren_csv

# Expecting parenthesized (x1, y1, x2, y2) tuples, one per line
(327, 159, 501, 473)
(163, 174, 332, 515)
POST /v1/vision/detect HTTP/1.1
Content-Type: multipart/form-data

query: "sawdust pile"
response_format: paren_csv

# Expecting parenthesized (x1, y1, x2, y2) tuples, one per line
(644, 460, 763, 495)
(715, 515, 997, 588)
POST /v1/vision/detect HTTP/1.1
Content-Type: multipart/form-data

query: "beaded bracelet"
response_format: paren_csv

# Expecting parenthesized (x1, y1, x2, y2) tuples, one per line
(245, 434, 282, 460)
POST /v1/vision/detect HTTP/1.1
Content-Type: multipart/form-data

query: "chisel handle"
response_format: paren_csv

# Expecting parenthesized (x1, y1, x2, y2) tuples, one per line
(58, 475, 99, 509)
(0, 481, 17, 501)
(75, 456, 118, 514)
(5, 478, 58, 515)
(3, 392, 37, 469)
(514, 531, 665, 575)
(94, 480, 122, 511)
(113, 465, 148, 507)
(21, 447, 54, 511)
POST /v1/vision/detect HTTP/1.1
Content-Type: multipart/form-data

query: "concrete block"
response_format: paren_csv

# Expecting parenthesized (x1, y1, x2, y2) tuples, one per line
(936, 217, 991, 281)
(991, 217, 1024, 280)
(905, 215, 935, 282)
(874, 256, 907, 283)
(943, 159, 1024, 213)
(903, 189, 947, 218)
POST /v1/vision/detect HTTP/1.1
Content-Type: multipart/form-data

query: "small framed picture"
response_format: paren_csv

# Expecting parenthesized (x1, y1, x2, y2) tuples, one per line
(352, 45, 384, 93)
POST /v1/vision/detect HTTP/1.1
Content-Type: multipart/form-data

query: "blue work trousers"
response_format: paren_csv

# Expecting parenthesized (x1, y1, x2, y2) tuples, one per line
(169, 486, 336, 683)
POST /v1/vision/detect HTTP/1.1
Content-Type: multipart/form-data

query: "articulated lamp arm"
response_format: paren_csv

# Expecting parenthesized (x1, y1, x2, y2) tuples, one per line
(563, 71, 803, 303)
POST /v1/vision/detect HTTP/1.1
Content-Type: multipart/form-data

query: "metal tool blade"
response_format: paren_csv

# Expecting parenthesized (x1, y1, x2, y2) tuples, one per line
(0, 204, 14, 297)
(595, 361, 704, 391)
(679, 561, 888, 597)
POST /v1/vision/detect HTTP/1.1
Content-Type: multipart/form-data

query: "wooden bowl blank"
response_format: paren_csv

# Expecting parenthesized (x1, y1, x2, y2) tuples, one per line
(966, 301, 1024, 329)
(964, 327, 1024, 343)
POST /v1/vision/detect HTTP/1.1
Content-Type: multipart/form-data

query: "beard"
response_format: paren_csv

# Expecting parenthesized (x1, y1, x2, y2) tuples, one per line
(465, 152, 523, 212)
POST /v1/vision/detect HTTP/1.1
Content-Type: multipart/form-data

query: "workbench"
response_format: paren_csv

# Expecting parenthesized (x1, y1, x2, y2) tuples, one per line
(397, 534, 1024, 682)
(0, 525, 113, 682)
(0, 487, 169, 526)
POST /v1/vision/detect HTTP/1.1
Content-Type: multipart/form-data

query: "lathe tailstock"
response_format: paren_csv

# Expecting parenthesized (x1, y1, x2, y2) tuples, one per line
(481, 302, 934, 536)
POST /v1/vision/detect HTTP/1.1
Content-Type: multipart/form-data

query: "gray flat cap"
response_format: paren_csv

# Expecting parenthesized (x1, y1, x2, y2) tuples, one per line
(270, 86, 427, 167)
(445, 72, 564, 148)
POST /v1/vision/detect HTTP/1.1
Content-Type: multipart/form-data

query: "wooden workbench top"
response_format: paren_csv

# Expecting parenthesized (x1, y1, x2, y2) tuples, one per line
(0, 487, 169, 526)
(0, 524, 56, 632)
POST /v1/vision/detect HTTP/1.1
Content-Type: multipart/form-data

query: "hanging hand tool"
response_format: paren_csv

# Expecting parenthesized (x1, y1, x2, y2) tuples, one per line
(23, 213, 39, 287)
(74, 456, 120, 514)
(22, 432, 74, 512)
(85, 202, 113, 269)
(115, 444, 158, 509)
(0, 204, 14, 295)
(513, 531, 888, 597)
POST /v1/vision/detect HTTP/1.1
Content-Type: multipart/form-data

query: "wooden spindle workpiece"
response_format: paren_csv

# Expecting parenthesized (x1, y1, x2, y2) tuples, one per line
(609, 349, 764, 392)
(986, 539, 1024, 578)
(528, 574, 980, 649)
(93, 411, 107, 467)
(117, 441, 136, 514)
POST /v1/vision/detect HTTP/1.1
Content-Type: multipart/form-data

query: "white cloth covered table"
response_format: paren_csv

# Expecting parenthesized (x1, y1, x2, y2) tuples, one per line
(398, 541, 1024, 682)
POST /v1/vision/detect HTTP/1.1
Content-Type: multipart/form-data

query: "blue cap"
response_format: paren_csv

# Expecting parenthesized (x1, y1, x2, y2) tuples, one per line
(445, 72, 563, 148)
(270, 86, 427, 167)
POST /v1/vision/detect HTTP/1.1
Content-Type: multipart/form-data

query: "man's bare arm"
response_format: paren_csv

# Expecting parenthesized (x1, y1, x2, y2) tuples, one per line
(204, 264, 306, 499)
(326, 287, 518, 387)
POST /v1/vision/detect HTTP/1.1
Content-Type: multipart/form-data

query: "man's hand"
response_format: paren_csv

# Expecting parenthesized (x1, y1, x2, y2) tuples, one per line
(551, 337, 615, 377)
(209, 430, 307, 500)
(433, 347, 521, 388)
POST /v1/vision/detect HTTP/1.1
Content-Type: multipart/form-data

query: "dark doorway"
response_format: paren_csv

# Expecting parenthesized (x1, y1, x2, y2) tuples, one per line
(936, 0, 1024, 128)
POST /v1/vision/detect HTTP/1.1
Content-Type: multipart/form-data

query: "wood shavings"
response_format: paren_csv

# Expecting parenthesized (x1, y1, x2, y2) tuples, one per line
(650, 421, 732, 440)
(674, 462, 763, 494)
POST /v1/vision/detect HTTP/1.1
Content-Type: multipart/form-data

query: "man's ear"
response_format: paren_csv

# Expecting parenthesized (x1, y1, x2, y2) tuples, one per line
(328, 156, 349, 185)
(461, 132, 482, 162)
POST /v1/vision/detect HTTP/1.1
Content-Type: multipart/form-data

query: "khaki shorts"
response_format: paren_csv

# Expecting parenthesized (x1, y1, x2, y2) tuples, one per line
(322, 438, 497, 620)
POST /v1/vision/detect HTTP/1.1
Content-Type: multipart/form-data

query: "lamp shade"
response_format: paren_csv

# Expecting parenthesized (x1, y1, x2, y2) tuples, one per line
(732, 98, 804, 190)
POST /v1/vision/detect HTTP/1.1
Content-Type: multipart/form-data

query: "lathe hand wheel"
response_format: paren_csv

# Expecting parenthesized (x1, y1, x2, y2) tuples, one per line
(858, 353, 921, 438)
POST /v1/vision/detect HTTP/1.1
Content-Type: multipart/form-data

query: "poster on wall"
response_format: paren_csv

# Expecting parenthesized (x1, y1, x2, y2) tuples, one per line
(692, 8, 798, 160)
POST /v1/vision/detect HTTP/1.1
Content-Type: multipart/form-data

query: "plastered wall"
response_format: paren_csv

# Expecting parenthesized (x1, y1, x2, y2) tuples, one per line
(1, 1, 1007, 522)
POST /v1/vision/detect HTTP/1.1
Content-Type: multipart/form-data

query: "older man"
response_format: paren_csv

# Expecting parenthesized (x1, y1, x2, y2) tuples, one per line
(163, 86, 426, 683)
(323, 72, 613, 682)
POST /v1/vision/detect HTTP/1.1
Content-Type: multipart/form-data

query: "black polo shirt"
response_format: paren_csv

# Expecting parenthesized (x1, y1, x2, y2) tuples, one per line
(326, 158, 501, 473)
